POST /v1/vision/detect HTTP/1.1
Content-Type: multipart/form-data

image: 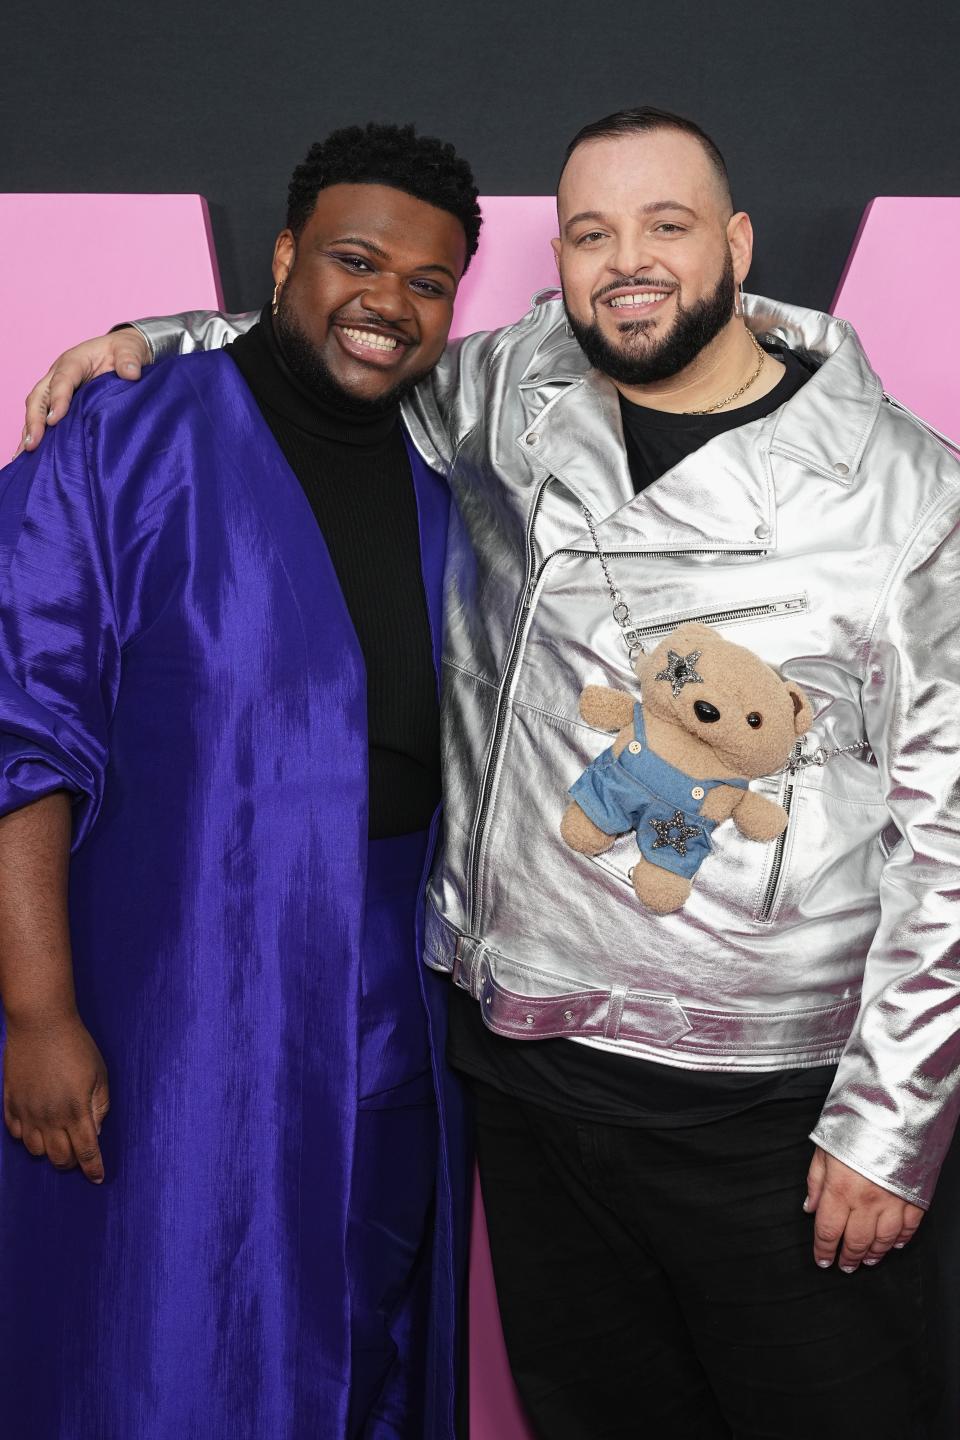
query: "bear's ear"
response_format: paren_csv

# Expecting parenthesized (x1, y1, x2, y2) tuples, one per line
(632, 647, 654, 685)
(785, 681, 813, 736)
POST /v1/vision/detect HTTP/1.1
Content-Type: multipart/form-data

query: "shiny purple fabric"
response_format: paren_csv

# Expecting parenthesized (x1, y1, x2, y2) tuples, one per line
(0, 354, 463, 1438)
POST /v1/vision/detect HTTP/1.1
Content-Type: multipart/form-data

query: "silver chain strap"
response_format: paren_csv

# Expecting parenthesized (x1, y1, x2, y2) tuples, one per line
(580, 505, 646, 660)
(785, 739, 870, 773)
(580, 504, 872, 774)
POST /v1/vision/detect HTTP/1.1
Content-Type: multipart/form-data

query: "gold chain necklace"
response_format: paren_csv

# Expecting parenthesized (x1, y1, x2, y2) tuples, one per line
(686, 330, 767, 415)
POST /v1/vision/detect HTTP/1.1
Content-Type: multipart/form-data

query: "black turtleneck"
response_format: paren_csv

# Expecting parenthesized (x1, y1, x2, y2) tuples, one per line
(228, 308, 441, 839)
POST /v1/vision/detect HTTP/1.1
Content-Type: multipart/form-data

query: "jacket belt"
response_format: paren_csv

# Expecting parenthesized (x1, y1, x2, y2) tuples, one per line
(428, 907, 860, 1058)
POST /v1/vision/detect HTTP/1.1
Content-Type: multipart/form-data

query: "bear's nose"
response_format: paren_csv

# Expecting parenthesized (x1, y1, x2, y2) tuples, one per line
(693, 700, 721, 723)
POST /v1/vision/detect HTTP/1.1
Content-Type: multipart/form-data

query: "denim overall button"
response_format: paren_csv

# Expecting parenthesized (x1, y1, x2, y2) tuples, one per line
(628, 740, 642, 755)
(691, 785, 705, 800)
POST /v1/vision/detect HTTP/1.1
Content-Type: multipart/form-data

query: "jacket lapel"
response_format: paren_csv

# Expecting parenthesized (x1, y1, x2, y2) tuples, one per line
(402, 428, 449, 687)
(521, 365, 775, 555)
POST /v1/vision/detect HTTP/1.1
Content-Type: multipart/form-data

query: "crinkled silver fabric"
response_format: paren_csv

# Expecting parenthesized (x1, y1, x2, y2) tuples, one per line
(141, 295, 960, 1208)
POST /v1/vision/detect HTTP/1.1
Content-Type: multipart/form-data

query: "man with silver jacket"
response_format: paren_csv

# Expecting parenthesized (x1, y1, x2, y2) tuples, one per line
(23, 106, 960, 1438)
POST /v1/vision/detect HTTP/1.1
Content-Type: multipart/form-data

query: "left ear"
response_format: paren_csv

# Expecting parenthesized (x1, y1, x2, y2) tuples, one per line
(727, 210, 754, 287)
(785, 680, 813, 736)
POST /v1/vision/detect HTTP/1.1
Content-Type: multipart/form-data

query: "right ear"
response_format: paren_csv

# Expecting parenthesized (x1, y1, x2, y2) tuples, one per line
(272, 229, 295, 288)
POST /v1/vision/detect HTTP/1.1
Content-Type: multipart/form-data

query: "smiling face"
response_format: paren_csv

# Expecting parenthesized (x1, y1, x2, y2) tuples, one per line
(271, 182, 468, 410)
(553, 128, 753, 384)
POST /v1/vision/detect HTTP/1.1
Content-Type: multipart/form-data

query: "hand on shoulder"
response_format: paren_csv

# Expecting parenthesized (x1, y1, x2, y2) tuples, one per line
(16, 327, 151, 457)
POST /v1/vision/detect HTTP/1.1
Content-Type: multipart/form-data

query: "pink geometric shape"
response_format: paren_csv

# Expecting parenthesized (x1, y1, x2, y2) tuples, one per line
(468, 1171, 537, 1439)
(451, 195, 559, 339)
(831, 197, 960, 440)
(0, 194, 223, 450)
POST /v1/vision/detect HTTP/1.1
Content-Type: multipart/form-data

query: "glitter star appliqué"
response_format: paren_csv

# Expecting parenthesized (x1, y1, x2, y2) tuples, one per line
(655, 649, 704, 697)
(650, 810, 703, 857)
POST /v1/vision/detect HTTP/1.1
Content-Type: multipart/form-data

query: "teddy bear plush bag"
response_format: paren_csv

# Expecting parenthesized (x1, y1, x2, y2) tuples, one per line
(561, 623, 813, 914)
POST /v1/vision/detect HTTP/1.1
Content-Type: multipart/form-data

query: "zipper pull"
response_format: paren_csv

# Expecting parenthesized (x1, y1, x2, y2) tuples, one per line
(786, 738, 806, 775)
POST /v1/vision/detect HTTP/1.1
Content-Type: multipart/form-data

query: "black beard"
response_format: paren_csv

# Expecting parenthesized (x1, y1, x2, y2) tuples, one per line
(564, 253, 737, 385)
(273, 295, 431, 416)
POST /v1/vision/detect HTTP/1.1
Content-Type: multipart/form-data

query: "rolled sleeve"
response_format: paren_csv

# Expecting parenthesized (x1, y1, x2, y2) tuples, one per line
(0, 406, 120, 849)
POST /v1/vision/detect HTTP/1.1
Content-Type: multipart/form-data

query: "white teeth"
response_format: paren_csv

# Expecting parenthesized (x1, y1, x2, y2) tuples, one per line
(342, 327, 399, 351)
(610, 292, 670, 308)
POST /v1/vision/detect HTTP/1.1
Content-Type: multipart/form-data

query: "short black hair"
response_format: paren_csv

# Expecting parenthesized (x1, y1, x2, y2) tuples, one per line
(562, 107, 732, 211)
(286, 122, 483, 272)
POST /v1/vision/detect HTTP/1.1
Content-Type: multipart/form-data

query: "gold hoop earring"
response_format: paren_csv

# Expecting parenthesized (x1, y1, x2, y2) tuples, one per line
(272, 281, 283, 316)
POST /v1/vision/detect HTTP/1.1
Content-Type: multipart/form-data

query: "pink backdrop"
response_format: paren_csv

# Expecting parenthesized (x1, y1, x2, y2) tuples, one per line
(1, 191, 957, 1440)
(0, 194, 223, 453)
(831, 196, 960, 438)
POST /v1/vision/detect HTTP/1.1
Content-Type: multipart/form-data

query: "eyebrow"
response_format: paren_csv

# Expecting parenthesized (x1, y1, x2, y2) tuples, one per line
(327, 235, 457, 283)
(563, 200, 698, 234)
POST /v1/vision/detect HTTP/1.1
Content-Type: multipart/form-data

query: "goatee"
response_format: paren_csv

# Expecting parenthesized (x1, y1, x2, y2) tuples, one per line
(274, 295, 430, 416)
(564, 252, 737, 385)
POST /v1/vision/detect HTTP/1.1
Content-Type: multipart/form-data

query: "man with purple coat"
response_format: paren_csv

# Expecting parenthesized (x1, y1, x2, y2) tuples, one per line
(0, 124, 479, 1440)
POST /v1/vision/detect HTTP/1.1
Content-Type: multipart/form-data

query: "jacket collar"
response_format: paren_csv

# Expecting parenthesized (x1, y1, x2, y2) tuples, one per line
(510, 292, 883, 547)
(749, 294, 883, 483)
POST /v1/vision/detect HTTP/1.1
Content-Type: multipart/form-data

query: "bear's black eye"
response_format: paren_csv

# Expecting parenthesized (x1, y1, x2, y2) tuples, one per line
(746, 712, 763, 729)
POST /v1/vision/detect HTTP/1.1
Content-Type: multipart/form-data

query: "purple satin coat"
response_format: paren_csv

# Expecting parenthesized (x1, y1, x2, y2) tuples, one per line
(0, 353, 466, 1439)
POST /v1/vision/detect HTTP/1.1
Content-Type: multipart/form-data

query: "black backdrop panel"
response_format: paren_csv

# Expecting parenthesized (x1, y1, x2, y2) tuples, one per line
(3, 0, 959, 315)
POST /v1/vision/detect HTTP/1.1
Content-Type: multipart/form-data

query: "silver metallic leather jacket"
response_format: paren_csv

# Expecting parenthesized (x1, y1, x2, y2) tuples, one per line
(138, 294, 960, 1207)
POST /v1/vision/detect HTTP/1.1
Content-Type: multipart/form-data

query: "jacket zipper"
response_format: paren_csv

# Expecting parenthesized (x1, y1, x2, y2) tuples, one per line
(466, 479, 550, 929)
(467, 532, 785, 931)
(757, 739, 804, 921)
(624, 595, 806, 643)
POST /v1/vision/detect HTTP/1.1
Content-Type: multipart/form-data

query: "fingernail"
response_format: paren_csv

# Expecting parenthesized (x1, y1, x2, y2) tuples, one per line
(840, 1265, 856, 1274)
(802, 1198, 811, 1212)
(124, 362, 138, 373)
(817, 1259, 831, 1268)
(23, 430, 31, 446)
(46, 405, 56, 421)
(894, 1242, 906, 1249)
(864, 1258, 880, 1267)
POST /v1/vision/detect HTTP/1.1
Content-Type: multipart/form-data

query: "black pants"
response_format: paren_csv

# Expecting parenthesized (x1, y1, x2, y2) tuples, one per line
(474, 1081, 935, 1440)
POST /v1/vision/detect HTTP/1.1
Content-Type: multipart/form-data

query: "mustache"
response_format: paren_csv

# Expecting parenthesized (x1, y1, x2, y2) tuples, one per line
(591, 277, 677, 306)
(329, 309, 414, 345)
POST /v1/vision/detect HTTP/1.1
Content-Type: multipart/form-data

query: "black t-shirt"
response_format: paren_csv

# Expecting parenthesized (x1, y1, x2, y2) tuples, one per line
(448, 345, 837, 1123)
(228, 309, 441, 839)
(621, 346, 811, 495)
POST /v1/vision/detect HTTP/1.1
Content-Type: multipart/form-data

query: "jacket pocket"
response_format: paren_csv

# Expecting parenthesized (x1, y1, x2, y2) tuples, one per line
(624, 593, 807, 652)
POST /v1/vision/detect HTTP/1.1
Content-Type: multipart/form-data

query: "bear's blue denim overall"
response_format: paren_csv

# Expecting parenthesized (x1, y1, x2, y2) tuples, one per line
(569, 704, 748, 879)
